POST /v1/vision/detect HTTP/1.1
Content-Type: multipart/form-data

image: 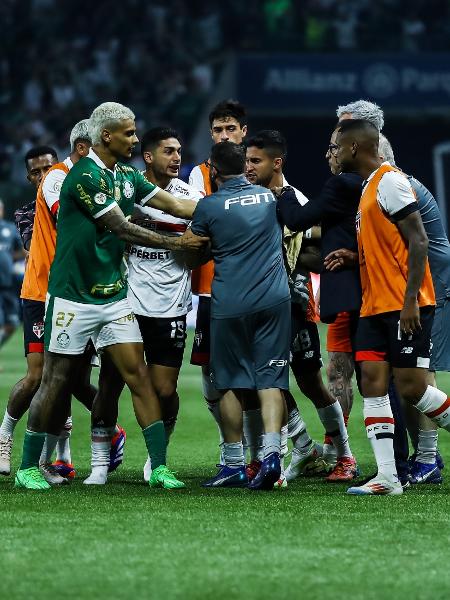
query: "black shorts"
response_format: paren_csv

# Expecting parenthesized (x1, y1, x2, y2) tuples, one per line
(22, 299, 45, 355)
(0, 288, 20, 328)
(136, 314, 187, 369)
(354, 306, 434, 369)
(190, 296, 211, 366)
(290, 303, 323, 375)
(210, 300, 291, 391)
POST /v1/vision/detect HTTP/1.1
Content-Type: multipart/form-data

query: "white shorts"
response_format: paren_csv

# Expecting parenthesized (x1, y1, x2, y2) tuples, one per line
(45, 295, 142, 355)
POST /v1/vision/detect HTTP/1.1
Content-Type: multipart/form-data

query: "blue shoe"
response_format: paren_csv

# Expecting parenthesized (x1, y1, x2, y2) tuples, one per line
(248, 452, 281, 491)
(409, 460, 442, 484)
(436, 451, 445, 471)
(202, 465, 248, 488)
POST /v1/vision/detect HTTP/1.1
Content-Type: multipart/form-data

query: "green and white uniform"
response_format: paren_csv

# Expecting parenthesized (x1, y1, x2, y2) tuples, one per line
(45, 148, 160, 354)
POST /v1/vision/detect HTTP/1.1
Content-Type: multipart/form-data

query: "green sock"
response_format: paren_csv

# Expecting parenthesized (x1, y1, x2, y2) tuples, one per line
(142, 421, 167, 470)
(20, 430, 46, 470)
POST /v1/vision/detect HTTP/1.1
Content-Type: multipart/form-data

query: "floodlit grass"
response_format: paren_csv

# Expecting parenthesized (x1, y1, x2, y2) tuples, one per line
(1, 327, 450, 599)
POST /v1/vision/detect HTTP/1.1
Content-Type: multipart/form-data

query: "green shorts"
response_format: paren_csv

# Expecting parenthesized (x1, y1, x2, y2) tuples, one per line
(210, 300, 290, 391)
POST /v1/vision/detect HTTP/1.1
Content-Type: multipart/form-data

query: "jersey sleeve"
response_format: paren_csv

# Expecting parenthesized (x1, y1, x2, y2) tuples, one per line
(188, 166, 206, 196)
(72, 171, 118, 219)
(134, 170, 160, 206)
(377, 171, 418, 220)
(42, 168, 67, 217)
(190, 198, 209, 236)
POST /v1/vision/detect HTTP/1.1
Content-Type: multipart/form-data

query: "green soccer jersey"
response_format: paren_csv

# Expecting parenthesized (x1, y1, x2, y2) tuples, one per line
(48, 149, 159, 304)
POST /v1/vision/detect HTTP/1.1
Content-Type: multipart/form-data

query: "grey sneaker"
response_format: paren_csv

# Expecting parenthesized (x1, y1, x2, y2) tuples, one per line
(0, 435, 12, 475)
(40, 463, 69, 485)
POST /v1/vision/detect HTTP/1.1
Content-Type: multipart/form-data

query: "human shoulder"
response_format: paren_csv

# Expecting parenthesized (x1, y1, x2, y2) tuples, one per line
(283, 178, 308, 206)
(377, 167, 416, 217)
(189, 163, 208, 195)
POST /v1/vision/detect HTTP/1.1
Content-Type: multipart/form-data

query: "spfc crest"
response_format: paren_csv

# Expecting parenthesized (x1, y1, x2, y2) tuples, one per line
(33, 321, 44, 339)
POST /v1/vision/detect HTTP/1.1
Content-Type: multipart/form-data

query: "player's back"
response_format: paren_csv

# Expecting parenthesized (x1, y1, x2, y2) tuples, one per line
(191, 175, 289, 318)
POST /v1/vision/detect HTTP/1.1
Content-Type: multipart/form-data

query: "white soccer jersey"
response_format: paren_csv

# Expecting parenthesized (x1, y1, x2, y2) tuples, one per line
(127, 177, 202, 318)
(188, 164, 207, 196)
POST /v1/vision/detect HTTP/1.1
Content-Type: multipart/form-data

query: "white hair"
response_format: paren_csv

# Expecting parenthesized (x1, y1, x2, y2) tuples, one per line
(69, 119, 91, 151)
(89, 102, 135, 145)
(336, 100, 384, 131)
(378, 133, 396, 166)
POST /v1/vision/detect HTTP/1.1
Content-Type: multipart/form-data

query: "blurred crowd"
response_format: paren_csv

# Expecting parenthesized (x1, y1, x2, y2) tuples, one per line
(1, 0, 450, 186)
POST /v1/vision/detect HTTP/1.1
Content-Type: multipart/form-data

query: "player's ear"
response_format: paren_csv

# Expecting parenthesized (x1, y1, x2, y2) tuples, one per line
(241, 124, 248, 137)
(143, 151, 153, 166)
(351, 142, 358, 157)
(102, 128, 111, 144)
(274, 157, 282, 171)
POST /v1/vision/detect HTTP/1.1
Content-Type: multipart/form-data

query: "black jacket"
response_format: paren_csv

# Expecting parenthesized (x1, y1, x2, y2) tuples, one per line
(277, 172, 363, 323)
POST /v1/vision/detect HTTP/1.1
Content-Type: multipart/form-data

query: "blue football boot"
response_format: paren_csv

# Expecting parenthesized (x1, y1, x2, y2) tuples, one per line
(436, 451, 445, 471)
(202, 464, 248, 488)
(248, 452, 281, 491)
(409, 460, 442, 484)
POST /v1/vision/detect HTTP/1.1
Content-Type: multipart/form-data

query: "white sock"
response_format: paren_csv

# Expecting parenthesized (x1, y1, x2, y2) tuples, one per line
(280, 424, 288, 458)
(243, 409, 264, 462)
(364, 395, 397, 480)
(56, 416, 72, 464)
(415, 386, 450, 429)
(288, 408, 313, 453)
(317, 401, 352, 459)
(417, 429, 438, 465)
(84, 426, 114, 484)
(223, 442, 244, 467)
(263, 432, 281, 457)
(0, 410, 18, 438)
(40, 434, 59, 465)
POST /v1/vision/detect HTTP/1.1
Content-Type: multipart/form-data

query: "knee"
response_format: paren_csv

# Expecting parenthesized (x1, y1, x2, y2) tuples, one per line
(156, 382, 177, 403)
(396, 380, 427, 404)
(24, 369, 43, 395)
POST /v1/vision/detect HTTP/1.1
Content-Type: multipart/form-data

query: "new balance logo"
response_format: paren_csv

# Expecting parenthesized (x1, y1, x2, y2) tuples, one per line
(401, 347, 413, 354)
(225, 192, 274, 210)
(268, 359, 288, 367)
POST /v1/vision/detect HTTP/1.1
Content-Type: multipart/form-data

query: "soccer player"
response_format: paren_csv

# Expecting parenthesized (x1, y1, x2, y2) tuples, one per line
(0, 199, 23, 348)
(188, 100, 247, 461)
(186, 141, 290, 490)
(338, 99, 445, 483)
(126, 127, 202, 481)
(378, 133, 450, 484)
(0, 146, 58, 477)
(325, 119, 450, 496)
(246, 130, 357, 484)
(14, 102, 208, 491)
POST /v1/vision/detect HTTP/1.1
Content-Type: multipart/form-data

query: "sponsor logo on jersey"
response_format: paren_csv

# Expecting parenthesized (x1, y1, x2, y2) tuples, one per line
(76, 184, 93, 209)
(129, 247, 170, 260)
(114, 185, 121, 201)
(82, 172, 93, 179)
(32, 321, 44, 339)
(57, 332, 70, 348)
(268, 359, 288, 366)
(94, 192, 107, 205)
(53, 181, 62, 193)
(123, 181, 134, 199)
(100, 177, 108, 191)
(224, 192, 274, 210)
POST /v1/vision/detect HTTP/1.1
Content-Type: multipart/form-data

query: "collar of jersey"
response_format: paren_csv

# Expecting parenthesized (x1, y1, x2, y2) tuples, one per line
(88, 148, 116, 174)
(364, 161, 390, 188)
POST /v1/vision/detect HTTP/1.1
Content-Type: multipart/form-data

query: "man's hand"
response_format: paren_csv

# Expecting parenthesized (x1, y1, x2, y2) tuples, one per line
(400, 297, 421, 336)
(177, 229, 210, 252)
(271, 185, 294, 198)
(323, 248, 358, 271)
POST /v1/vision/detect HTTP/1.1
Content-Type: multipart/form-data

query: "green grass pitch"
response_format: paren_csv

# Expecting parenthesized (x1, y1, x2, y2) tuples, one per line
(1, 326, 450, 600)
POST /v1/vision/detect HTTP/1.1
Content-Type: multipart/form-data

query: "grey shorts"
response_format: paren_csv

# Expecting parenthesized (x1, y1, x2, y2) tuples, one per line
(210, 300, 290, 391)
(430, 298, 450, 371)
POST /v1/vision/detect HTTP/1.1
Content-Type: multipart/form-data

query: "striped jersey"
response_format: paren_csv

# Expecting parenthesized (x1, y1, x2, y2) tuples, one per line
(127, 177, 202, 317)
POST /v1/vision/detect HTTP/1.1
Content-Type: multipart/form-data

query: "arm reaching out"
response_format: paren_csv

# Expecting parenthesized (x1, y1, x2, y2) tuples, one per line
(97, 205, 209, 252)
(323, 248, 358, 272)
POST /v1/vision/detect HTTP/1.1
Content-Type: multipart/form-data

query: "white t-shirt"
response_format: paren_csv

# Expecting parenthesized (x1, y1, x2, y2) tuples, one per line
(42, 157, 73, 213)
(127, 177, 202, 318)
(364, 162, 416, 217)
(188, 164, 208, 196)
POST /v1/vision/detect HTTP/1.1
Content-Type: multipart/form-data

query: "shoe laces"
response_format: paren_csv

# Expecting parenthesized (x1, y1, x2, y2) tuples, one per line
(0, 436, 12, 458)
(25, 466, 45, 481)
(333, 458, 353, 475)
